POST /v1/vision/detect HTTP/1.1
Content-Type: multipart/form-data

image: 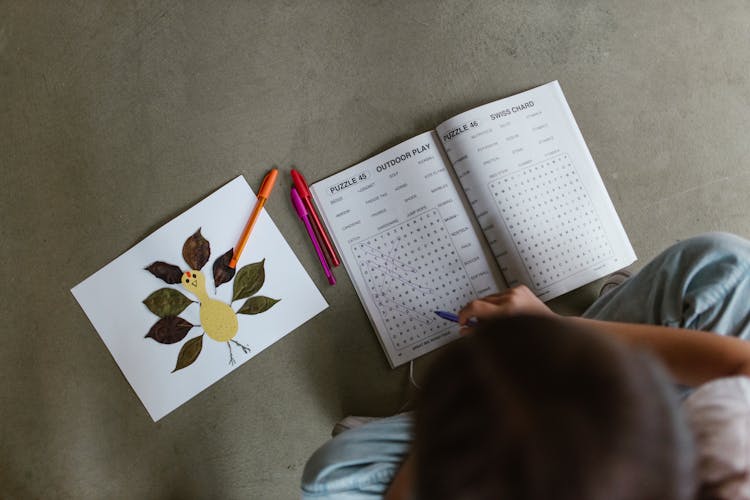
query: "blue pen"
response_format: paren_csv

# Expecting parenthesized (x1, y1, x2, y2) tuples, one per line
(435, 310, 478, 327)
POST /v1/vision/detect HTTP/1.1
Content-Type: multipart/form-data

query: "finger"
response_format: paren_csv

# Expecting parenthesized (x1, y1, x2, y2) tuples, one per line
(477, 291, 512, 303)
(458, 299, 506, 324)
(459, 326, 474, 336)
(479, 287, 531, 305)
(476, 294, 511, 306)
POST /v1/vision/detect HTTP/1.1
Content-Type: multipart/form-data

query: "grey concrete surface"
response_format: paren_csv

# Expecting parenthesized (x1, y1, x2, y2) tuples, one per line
(2, 1, 750, 498)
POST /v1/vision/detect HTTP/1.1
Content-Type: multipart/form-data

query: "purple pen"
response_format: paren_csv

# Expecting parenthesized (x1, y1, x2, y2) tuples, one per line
(435, 310, 478, 327)
(291, 187, 336, 285)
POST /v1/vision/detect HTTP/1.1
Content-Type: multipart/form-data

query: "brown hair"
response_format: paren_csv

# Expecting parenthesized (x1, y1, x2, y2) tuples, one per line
(413, 315, 695, 500)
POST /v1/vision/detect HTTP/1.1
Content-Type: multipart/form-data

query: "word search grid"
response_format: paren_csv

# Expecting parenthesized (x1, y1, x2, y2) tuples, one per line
(488, 153, 613, 289)
(351, 209, 476, 352)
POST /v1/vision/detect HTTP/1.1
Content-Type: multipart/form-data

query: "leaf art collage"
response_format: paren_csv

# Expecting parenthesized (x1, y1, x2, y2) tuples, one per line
(72, 176, 328, 420)
(144, 229, 280, 372)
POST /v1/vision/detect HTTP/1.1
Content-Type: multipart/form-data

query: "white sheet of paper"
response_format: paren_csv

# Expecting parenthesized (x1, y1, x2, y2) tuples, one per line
(71, 176, 328, 421)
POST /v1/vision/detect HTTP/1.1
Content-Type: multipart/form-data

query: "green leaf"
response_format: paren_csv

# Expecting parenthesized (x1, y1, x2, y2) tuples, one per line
(145, 316, 193, 344)
(183, 228, 211, 270)
(172, 335, 203, 372)
(145, 261, 183, 284)
(237, 296, 280, 315)
(213, 248, 236, 288)
(232, 259, 265, 301)
(143, 288, 193, 317)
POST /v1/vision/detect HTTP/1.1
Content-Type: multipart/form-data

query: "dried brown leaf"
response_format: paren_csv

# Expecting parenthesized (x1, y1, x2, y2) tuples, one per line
(145, 316, 194, 344)
(145, 262, 183, 284)
(213, 248, 236, 288)
(182, 228, 211, 270)
(173, 334, 203, 372)
(237, 296, 280, 315)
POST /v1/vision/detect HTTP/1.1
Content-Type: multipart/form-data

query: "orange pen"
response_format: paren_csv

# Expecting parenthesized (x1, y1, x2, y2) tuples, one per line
(229, 168, 278, 269)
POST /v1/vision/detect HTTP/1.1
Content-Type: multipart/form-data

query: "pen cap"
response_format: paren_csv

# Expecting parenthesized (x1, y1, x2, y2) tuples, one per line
(291, 169, 312, 199)
(290, 187, 308, 218)
(259, 168, 279, 199)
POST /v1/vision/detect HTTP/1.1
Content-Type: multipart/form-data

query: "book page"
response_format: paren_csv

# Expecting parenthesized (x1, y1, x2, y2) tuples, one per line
(436, 81, 635, 301)
(310, 131, 501, 367)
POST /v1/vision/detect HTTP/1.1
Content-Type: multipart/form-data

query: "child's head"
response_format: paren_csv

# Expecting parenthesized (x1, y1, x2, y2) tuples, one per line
(413, 315, 696, 500)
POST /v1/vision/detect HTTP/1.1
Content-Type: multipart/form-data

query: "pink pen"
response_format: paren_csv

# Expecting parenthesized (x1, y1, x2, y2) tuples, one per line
(291, 187, 336, 285)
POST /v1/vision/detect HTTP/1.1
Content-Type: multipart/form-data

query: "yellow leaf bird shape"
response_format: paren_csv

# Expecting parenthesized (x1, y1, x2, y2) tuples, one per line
(181, 270, 238, 342)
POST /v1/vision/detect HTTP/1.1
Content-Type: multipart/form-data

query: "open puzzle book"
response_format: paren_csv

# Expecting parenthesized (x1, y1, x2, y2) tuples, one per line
(311, 81, 635, 367)
(72, 176, 328, 421)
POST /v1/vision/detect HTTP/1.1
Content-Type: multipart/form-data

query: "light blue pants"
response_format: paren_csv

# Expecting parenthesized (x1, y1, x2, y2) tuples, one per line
(301, 233, 750, 499)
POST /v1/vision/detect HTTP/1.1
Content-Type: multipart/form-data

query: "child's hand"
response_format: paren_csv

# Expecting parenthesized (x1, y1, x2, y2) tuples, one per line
(457, 285, 556, 335)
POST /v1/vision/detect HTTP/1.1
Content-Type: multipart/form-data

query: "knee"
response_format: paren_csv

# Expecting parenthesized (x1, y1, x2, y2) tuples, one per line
(664, 232, 750, 266)
(649, 233, 750, 306)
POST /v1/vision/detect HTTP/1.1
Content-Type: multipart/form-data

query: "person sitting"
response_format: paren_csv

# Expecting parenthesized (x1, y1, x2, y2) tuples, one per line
(303, 233, 750, 499)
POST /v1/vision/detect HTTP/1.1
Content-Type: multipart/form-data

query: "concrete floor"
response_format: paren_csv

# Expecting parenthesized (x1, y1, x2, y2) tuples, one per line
(2, 1, 750, 498)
